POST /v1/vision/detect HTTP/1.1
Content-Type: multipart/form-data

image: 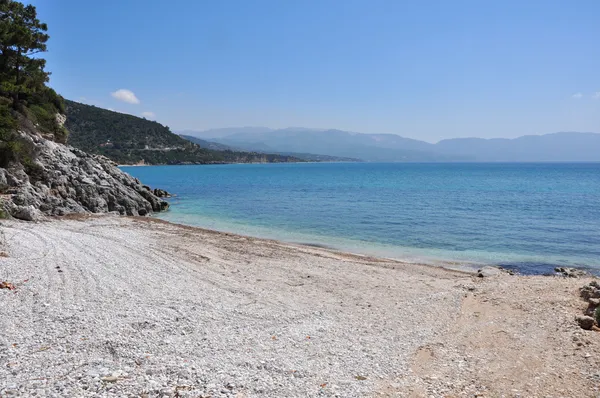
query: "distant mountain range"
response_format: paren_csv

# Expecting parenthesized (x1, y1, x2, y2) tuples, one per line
(179, 128, 600, 162)
(179, 134, 360, 162)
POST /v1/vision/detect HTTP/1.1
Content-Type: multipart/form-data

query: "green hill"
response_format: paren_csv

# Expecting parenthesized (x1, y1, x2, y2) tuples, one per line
(65, 100, 302, 165)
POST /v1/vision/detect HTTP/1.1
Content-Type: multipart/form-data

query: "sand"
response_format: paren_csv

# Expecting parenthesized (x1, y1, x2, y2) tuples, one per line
(0, 215, 598, 397)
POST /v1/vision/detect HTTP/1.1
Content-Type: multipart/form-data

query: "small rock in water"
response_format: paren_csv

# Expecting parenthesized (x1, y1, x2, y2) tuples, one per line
(153, 188, 171, 198)
(575, 315, 595, 330)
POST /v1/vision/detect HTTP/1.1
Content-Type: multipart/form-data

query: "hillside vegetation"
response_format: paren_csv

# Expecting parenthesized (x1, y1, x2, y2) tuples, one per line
(0, 1, 67, 171)
(65, 100, 302, 165)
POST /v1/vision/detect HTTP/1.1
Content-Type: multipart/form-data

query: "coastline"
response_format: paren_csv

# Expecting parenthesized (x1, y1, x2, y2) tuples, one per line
(152, 214, 491, 275)
(154, 212, 598, 276)
(0, 215, 598, 397)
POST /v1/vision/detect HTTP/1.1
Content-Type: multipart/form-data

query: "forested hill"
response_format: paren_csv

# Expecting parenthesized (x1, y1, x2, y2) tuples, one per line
(64, 100, 302, 165)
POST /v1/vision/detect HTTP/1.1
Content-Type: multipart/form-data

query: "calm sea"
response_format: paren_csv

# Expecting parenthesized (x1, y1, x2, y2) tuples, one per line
(122, 163, 600, 275)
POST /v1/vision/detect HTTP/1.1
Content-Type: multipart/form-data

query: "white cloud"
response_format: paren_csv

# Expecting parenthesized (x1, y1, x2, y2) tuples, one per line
(141, 111, 156, 119)
(571, 92, 583, 99)
(593, 92, 600, 100)
(111, 89, 140, 104)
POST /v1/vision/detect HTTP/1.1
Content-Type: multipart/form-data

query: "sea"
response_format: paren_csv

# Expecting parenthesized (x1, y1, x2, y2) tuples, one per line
(121, 162, 600, 275)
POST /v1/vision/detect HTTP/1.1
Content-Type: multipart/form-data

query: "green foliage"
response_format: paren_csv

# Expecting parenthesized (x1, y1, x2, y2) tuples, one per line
(65, 100, 302, 165)
(595, 306, 600, 326)
(32, 86, 65, 113)
(0, 138, 22, 167)
(0, 103, 20, 167)
(0, 1, 66, 150)
(0, 102, 17, 131)
(0, 0, 50, 108)
(26, 99, 67, 142)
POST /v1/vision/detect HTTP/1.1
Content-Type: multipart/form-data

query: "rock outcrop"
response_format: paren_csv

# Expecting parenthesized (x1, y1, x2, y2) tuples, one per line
(0, 127, 169, 220)
(152, 188, 171, 198)
(576, 281, 600, 330)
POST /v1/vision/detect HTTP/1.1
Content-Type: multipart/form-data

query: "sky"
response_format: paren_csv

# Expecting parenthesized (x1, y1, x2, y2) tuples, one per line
(30, 0, 600, 142)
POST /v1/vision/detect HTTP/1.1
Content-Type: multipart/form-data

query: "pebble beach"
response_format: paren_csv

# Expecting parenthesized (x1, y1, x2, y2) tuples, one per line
(0, 215, 598, 397)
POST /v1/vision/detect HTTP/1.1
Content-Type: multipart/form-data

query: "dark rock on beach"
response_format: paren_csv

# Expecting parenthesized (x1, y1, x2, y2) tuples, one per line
(580, 281, 600, 300)
(554, 267, 588, 278)
(575, 315, 595, 330)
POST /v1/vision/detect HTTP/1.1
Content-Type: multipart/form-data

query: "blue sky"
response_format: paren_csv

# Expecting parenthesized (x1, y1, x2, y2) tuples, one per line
(31, 0, 600, 142)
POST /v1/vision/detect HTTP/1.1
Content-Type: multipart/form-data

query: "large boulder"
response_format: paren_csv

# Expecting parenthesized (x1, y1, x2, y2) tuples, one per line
(580, 281, 600, 300)
(575, 315, 595, 330)
(11, 205, 43, 221)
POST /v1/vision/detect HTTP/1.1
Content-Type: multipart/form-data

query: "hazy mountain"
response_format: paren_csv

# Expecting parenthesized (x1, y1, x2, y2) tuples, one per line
(436, 132, 600, 161)
(181, 128, 600, 162)
(179, 134, 359, 162)
(178, 134, 234, 151)
(179, 127, 273, 139)
(182, 128, 464, 161)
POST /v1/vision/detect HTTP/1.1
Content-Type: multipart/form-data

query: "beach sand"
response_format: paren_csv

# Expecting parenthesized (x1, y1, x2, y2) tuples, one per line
(0, 215, 598, 397)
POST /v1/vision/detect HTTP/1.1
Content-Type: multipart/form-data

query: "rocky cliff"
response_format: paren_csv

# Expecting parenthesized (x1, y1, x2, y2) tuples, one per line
(0, 118, 169, 221)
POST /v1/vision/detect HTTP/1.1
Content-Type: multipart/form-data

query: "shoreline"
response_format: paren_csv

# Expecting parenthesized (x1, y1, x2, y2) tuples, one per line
(150, 213, 598, 277)
(0, 215, 598, 397)
(136, 215, 481, 277)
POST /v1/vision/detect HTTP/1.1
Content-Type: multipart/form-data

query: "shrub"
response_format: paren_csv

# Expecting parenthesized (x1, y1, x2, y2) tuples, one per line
(38, 87, 66, 114)
(0, 104, 17, 132)
(595, 306, 600, 326)
(25, 101, 68, 143)
(0, 139, 24, 168)
(27, 104, 54, 130)
(0, 104, 20, 167)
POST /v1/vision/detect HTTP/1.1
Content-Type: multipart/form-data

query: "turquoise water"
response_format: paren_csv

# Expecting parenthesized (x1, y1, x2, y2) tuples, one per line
(122, 163, 600, 274)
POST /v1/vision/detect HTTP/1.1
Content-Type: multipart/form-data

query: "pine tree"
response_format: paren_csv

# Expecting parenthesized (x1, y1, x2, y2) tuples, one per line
(0, 0, 50, 109)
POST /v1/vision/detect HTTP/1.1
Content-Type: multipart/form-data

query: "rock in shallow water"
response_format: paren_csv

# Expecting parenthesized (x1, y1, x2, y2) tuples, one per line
(153, 188, 171, 198)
